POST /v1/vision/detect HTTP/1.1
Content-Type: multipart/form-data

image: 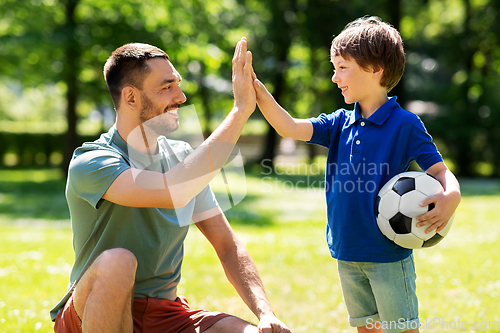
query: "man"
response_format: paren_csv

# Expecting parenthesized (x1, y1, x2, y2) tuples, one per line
(51, 38, 292, 333)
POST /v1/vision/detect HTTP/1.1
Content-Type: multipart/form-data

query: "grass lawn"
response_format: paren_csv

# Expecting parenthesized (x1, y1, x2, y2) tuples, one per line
(0, 168, 499, 332)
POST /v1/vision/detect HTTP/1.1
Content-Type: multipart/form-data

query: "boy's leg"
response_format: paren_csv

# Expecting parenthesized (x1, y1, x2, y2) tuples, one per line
(337, 260, 381, 329)
(362, 255, 420, 333)
(357, 325, 383, 333)
(73, 248, 137, 333)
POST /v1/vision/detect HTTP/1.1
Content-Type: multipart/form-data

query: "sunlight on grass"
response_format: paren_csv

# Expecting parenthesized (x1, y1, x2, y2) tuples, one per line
(0, 169, 499, 332)
(0, 169, 64, 183)
(0, 225, 73, 333)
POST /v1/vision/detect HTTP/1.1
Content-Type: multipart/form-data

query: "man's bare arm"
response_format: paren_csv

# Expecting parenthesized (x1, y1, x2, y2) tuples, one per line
(102, 38, 255, 209)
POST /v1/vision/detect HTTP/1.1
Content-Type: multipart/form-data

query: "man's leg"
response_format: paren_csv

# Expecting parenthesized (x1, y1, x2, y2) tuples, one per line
(202, 316, 257, 333)
(72, 248, 137, 333)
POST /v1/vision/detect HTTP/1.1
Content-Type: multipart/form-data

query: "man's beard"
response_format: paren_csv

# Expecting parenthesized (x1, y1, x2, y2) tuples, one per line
(139, 93, 181, 136)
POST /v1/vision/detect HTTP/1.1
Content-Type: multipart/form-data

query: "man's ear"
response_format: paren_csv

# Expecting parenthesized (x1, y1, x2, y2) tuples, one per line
(121, 86, 138, 110)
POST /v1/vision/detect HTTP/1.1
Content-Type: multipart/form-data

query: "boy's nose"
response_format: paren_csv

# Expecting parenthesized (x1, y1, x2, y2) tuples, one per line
(332, 73, 338, 83)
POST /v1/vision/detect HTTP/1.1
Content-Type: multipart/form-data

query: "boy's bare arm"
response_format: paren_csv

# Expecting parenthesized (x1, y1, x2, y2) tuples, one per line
(252, 72, 313, 141)
(417, 162, 461, 233)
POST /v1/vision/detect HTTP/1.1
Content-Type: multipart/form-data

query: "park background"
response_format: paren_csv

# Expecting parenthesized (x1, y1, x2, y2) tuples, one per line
(1, 0, 500, 332)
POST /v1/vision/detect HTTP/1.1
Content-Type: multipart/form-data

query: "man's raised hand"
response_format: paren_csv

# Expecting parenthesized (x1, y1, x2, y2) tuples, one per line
(232, 37, 256, 114)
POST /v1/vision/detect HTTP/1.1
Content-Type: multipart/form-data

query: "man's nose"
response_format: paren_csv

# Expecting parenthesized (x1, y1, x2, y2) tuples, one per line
(175, 86, 187, 104)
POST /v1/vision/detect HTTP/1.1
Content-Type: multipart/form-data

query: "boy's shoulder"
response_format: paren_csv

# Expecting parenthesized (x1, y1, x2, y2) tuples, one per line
(308, 107, 352, 126)
(388, 103, 424, 126)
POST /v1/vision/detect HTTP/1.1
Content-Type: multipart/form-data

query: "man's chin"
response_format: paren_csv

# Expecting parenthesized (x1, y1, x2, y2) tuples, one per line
(143, 124, 179, 137)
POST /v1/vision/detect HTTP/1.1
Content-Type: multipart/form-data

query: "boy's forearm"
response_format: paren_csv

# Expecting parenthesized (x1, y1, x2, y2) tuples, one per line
(253, 76, 313, 141)
(427, 163, 460, 194)
(257, 99, 295, 138)
(435, 168, 461, 204)
(256, 92, 297, 138)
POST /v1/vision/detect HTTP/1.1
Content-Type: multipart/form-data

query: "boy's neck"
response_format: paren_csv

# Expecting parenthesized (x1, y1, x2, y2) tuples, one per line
(358, 93, 389, 119)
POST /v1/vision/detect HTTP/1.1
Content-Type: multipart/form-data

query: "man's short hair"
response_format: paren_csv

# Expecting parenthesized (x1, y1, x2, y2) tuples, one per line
(331, 16, 405, 92)
(103, 43, 169, 109)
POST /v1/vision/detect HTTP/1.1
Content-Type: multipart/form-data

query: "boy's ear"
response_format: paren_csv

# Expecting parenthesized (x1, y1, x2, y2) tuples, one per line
(372, 67, 384, 79)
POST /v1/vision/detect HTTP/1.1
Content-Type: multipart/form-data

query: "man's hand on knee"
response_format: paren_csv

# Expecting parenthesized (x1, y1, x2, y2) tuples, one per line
(257, 314, 292, 333)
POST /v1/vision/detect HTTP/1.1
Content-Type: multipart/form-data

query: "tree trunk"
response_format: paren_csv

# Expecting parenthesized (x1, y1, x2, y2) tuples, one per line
(62, 0, 80, 174)
(258, 0, 296, 165)
(455, 0, 475, 176)
(386, 0, 405, 105)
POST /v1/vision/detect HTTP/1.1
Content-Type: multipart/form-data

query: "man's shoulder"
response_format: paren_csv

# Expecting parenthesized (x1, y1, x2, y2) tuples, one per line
(76, 127, 125, 156)
(70, 131, 127, 173)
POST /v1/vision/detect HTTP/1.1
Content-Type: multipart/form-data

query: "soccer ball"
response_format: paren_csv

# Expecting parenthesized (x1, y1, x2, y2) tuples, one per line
(376, 171, 453, 249)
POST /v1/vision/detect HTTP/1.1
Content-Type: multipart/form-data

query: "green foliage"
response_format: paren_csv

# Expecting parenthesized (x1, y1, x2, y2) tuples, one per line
(1, 0, 500, 174)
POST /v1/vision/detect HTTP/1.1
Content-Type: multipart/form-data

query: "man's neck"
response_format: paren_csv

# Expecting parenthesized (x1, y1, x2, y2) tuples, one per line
(116, 117, 160, 155)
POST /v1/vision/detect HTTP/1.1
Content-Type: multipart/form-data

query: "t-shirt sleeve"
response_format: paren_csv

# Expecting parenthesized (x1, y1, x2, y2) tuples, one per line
(193, 184, 219, 214)
(407, 117, 443, 171)
(68, 148, 130, 209)
(307, 112, 342, 148)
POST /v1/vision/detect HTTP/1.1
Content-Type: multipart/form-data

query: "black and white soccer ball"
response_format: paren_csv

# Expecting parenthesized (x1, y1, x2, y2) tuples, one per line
(376, 171, 453, 249)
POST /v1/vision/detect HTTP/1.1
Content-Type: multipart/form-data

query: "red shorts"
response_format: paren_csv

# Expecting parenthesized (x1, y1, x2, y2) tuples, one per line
(54, 294, 231, 333)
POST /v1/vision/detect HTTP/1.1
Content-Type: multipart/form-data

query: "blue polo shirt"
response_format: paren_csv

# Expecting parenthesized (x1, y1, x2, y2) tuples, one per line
(308, 97, 443, 263)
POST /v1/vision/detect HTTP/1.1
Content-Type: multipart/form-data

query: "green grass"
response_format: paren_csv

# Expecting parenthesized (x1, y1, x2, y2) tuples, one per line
(0, 169, 499, 332)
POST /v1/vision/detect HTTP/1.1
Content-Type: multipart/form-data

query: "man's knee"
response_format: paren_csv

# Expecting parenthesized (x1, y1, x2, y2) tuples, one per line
(73, 248, 137, 318)
(95, 248, 137, 283)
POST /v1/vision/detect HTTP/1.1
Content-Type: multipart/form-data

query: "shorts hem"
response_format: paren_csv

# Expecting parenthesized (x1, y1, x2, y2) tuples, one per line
(381, 318, 420, 333)
(362, 318, 421, 333)
(349, 313, 380, 328)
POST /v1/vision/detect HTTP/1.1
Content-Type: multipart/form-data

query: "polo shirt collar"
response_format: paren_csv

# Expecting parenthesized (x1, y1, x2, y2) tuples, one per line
(110, 125, 163, 168)
(348, 96, 399, 127)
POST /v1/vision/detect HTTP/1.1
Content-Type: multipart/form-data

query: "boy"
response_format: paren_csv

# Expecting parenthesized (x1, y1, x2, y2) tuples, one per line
(252, 17, 460, 333)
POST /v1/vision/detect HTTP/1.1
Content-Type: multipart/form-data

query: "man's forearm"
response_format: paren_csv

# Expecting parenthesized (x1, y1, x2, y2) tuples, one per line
(219, 241, 275, 320)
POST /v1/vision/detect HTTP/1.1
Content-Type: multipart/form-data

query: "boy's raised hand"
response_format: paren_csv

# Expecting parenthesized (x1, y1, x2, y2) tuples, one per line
(251, 69, 274, 103)
(251, 70, 313, 142)
(232, 37, 256, 115)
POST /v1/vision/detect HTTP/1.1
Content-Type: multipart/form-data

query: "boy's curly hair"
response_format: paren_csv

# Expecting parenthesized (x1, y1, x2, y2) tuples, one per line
(331, 16, 405, 92)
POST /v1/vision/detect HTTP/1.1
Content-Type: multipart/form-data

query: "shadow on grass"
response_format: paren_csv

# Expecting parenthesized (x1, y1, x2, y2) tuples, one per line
(0, 178, 69, 220)
(212, 167, 326, 227)
(212, 192, 275, 227)
(457, 178, 500, 197)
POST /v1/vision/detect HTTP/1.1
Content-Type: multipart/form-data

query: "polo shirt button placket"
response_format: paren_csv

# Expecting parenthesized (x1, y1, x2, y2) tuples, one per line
(356, 139, 361, 145)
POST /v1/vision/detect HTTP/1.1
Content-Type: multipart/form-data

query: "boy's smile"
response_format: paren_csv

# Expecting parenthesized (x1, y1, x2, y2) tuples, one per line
(331, 55, 388, 118)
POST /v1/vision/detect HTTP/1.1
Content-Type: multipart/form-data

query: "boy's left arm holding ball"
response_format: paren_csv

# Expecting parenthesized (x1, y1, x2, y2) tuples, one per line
(418, 162, 461, 233)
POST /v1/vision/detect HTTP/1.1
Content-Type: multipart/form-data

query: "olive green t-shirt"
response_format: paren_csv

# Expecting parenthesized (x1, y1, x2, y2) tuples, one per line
(50, 125, 218, 321)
